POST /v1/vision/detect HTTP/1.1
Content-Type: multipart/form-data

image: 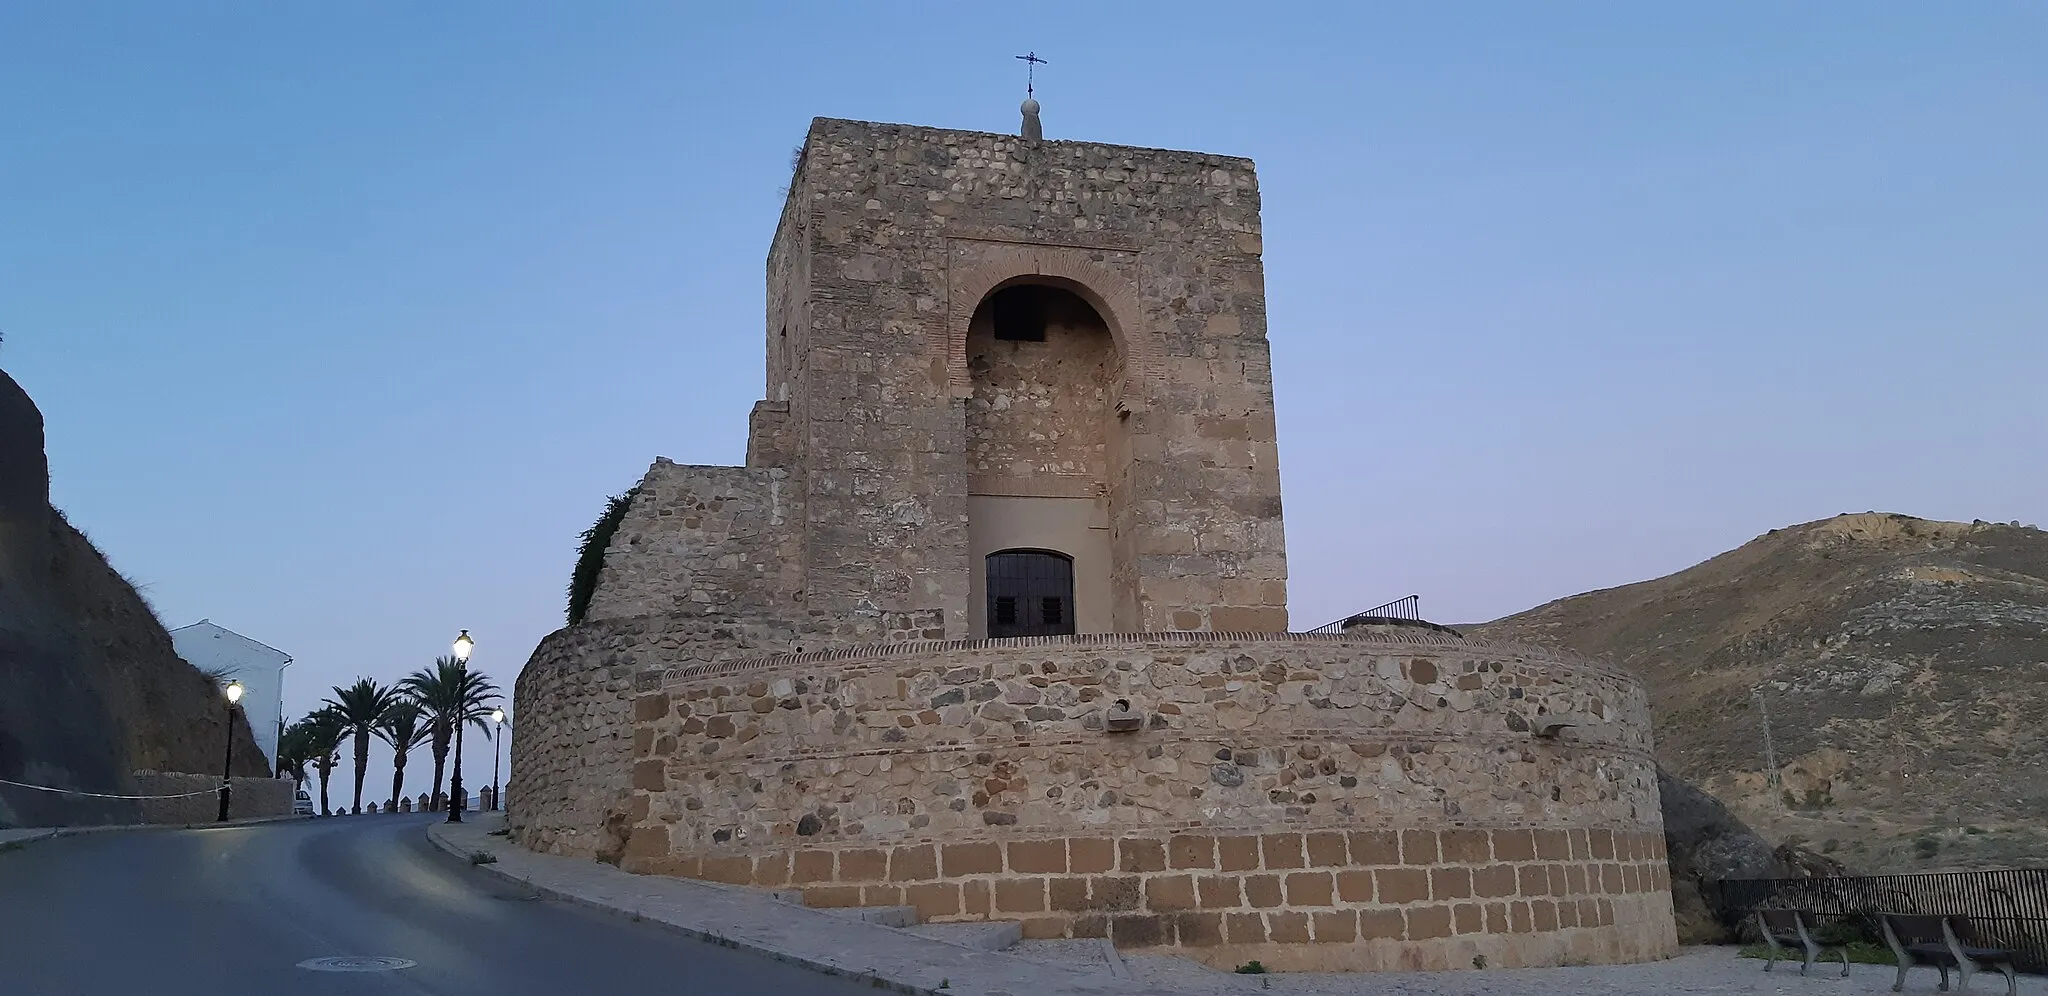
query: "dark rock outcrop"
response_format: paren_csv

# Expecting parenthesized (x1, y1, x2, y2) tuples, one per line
(1658, 766, 1780, 943)
(1654, 766, 1850, 943)
(0, 369, 266, 828)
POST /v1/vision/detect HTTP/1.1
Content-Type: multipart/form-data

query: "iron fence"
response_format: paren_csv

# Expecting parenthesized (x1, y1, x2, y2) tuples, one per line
(1306, 594, 1422, 634)
(1709, 868, 2048, 974)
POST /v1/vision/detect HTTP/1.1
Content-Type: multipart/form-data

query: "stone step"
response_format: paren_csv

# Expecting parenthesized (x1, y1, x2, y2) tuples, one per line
(820, 904, 918, 928)
(900, 920, 1023, 952)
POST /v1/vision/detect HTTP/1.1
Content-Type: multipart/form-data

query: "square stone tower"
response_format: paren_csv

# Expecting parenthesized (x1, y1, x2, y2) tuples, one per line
(519, 123, 1675, 976)
(585, 117, 1288, 646)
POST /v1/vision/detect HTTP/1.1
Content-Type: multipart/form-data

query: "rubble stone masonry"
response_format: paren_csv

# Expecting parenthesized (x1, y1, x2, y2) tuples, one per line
(620, 632, 1677, 970)
(511, 611, 796, 860)
(574, 117, 1289, 647)
(509, 117, 1678, 971)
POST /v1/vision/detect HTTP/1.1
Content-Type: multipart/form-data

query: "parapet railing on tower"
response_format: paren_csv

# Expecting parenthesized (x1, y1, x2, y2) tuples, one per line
(1305, 594, 1424, 635)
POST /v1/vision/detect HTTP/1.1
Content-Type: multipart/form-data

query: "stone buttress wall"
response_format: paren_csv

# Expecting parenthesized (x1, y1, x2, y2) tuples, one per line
(624, 632, 1677, 969)
(583, 459, 802, 625)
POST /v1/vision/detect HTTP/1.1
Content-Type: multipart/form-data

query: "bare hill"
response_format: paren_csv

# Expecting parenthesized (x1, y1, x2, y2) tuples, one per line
(1474, 512, 2048, 873)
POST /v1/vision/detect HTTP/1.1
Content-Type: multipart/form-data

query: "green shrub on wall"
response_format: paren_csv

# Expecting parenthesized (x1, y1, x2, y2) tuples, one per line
(566, 486, 638, 625)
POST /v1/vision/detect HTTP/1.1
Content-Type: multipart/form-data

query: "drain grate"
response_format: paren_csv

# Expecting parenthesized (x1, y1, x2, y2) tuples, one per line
(297, 956, 417, 973)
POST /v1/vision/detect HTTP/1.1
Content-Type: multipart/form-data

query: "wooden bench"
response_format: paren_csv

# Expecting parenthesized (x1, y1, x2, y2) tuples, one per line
(1756, 908, 1849, 977)
(1880, 913, 2019, 996)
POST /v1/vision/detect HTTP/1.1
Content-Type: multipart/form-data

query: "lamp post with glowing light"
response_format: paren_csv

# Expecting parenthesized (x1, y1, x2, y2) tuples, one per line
(490, 708, 506, 812)
(218, 680, 244, 822)
(447, 630, 473, 824)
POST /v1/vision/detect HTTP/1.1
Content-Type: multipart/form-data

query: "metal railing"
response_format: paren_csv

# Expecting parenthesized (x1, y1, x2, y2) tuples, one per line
(1306, 594, 1422, 635)
(1709, 868, 2048, 974)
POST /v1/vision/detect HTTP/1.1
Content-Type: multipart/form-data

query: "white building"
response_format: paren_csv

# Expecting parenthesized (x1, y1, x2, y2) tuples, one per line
(170, 620, 292, 770)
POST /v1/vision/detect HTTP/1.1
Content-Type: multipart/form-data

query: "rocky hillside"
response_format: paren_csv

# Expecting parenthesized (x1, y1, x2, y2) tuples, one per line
(0, 368, 267, 828)
(1475, 513, 2048, 874)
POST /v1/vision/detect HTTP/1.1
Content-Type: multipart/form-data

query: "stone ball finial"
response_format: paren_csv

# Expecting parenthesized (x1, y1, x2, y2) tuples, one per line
(1020, 97, 1043, 141)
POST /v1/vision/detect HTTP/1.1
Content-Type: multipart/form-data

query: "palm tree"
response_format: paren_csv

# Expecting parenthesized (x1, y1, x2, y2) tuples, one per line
(375, 700, 432, 812)
(276, 717, 318, 787)
(401, 657, 499, 811)
(444, 670, 502, 816)
(324, 678, 401, 815)
(301, 707, 345, 816)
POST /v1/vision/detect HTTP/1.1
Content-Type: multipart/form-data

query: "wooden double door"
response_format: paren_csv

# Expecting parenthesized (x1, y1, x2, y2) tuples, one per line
(985, 550, 1075, 638)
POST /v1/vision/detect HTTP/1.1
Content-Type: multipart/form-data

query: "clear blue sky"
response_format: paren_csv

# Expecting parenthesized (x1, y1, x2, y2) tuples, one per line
(4, 4, 2043, 793)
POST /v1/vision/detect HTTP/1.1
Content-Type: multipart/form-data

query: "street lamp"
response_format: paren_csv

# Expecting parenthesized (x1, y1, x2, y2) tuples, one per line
(218, 680, 244, 822)
(490, 708, 506, 812)
(448, 630, 472, 825)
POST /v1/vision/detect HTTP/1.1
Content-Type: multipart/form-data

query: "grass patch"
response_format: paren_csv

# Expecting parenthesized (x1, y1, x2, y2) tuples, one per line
(469, 850, 498, 865)
(1739, 942, 1894, 966)
(1234, 960, 1268, 974)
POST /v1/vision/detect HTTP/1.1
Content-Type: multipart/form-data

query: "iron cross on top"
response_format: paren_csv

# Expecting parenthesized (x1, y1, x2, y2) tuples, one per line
(1015, 51, 1047, 96)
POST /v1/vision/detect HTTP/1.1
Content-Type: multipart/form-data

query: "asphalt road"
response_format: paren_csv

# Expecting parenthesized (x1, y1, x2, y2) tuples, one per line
(0, 814, 880, 996)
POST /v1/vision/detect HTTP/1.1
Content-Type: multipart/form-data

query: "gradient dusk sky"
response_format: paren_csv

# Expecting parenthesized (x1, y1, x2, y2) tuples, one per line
(4, 3, 2043, 793)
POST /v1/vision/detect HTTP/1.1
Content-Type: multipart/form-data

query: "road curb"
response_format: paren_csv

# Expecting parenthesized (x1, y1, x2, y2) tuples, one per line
(0, 813, 312, 849)
(426, 821, 941, 996)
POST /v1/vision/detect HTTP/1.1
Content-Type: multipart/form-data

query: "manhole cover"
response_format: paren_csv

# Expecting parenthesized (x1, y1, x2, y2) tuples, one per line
(297, 956, 417, 973)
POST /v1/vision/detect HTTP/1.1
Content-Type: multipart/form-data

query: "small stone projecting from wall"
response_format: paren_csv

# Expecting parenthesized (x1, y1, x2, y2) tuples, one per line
(511, 115, 1677, 971)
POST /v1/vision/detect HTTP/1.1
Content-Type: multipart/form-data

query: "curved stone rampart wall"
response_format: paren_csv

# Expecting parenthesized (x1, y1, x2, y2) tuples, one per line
(625, 632, 1677, 970)
(508, 612, 794, 860)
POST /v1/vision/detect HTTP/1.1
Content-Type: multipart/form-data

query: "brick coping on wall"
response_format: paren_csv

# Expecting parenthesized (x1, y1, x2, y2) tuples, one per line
(653, 629, 1636, 686)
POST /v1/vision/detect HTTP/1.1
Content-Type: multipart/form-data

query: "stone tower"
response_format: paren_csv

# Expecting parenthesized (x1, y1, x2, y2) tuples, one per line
(512, 117, 1676, 973)
(582, 117, 1289, 645)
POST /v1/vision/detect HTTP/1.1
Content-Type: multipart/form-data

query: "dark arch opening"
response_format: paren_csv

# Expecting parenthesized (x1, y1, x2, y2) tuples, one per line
(975, 283, 1108, 344)
(984, 549, 1075, 638)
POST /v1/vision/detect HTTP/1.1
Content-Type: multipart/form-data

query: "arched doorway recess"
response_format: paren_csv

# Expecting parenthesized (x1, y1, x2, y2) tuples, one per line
(965, 281, 1125, 637)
